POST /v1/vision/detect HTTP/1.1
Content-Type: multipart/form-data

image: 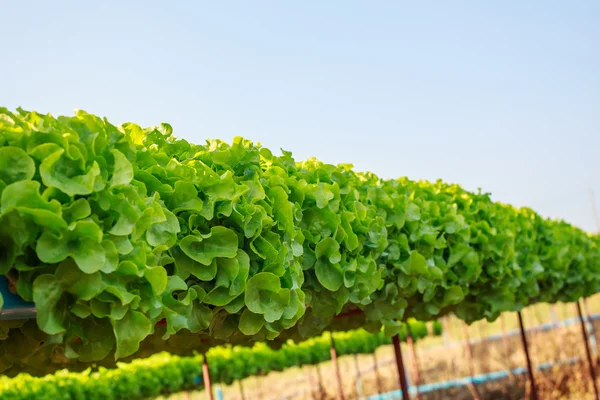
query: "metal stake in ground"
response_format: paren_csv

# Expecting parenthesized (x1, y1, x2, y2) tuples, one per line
(306, 366, 317, 400)
(256, 371, 265, 400)
(202, 354, 214, 400)
(406, 325, 422, 400)
(330, 333, 345, 400)
(462, 323, 481, 400)
(500, 314, 511, 366)
(392, 334, 410, 400)
(583, 297, 599, 367)
(442, 316, 456, 377)
(315, 364, 324, 398)
(238, 379, 246, 400)
(353, 353, 364, 399)
(372, 349, 383, 394)
(517, 311, 538, 400)
(576, 299, 600, 400)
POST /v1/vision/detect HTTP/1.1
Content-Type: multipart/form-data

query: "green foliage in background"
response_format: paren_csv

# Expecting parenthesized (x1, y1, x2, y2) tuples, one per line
(0, 321, 438, 400)
(0, 107, 598, 374)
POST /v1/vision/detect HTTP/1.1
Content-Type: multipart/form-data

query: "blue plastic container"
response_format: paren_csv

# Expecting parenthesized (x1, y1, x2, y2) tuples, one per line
(0, 276, 36, 320)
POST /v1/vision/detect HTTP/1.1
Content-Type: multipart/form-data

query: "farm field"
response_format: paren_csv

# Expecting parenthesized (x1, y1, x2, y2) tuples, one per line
(164, 294, 600, 400)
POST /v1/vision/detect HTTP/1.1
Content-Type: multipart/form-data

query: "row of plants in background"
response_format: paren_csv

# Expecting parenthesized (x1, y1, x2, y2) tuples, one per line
(0, 320, 440, 400)
(0, 107, 598, 375)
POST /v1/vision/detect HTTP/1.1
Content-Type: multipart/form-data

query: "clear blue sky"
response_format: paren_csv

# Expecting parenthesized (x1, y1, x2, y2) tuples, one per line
(2, 1, 599, 232)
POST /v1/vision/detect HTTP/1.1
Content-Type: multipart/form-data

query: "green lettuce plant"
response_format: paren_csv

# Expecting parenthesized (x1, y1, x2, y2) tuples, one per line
(0, 107, 598, 375)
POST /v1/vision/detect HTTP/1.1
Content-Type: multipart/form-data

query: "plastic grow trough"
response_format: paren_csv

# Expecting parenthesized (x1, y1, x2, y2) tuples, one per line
(0, 275, 36, 320)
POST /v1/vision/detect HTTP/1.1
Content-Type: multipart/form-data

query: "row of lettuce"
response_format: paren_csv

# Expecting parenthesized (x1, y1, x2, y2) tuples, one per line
(0, 107, 598, 375)
(0, 321, 440, 400)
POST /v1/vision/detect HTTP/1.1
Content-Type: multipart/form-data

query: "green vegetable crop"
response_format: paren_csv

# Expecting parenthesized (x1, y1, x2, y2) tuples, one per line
(0, 107, 598, 375)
